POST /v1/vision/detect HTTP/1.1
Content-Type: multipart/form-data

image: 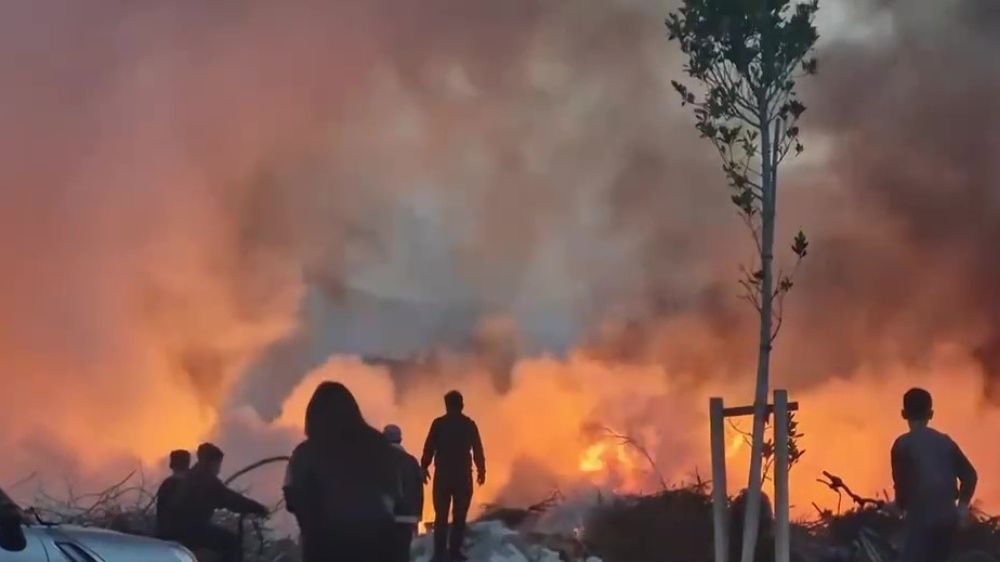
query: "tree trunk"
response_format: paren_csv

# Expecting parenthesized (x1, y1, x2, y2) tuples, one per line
(739, 110, 776, 562)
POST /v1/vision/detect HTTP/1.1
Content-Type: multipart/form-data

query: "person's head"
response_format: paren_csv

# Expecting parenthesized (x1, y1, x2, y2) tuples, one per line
(168, 449, 191, 474)
(728, 489, 773, 558)
(305, 383, 394, 487)
(305, 381, 368, 442)
(383, 424, 402, 445)
(444, 390, 464, 414)
(196, 443, 225, 476)
(902, 387, 934, 427)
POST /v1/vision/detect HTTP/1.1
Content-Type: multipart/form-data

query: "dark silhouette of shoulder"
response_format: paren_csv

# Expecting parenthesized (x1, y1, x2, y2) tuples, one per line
(891, 426, 977, 516)
(172, 466, 267, 528)
(155, 474, 185, 536)
(422, 413, 485, 475)
(389, 445, 424, 520)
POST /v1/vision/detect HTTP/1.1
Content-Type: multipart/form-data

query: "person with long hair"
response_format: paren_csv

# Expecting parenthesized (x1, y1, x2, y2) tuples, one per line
(284, 381, 400, 562)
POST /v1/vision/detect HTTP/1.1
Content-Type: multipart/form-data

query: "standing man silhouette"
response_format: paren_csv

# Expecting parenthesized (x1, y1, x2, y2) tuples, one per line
(422, 391, 486, 562)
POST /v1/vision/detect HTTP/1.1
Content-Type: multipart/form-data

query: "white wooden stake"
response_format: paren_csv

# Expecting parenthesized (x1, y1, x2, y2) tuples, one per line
(710, 397, 729, 562)
(773, 390, 790, 562)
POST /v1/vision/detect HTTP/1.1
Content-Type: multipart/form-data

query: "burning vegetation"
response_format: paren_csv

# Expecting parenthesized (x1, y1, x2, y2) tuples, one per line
(1, 0, 999, 560)
(15, 463, 1000, 562)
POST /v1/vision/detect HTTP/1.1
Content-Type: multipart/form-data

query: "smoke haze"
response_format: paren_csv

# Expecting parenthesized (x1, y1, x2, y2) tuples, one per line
(1, 0, 998, 519)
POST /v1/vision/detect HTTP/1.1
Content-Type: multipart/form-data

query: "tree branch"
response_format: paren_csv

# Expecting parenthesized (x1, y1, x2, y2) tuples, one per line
(602, 426, 668, 491)
(709, 65, 761, 120)
(740, 212, 763, 256)
(770, 254, 804, 343)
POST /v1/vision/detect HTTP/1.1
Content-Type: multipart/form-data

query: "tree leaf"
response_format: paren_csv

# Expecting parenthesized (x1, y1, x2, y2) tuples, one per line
(788, 99, 806, 119)
(792, 230, 809, 258)
(779, 277, 794, 293)
(731, 188, 755, 215)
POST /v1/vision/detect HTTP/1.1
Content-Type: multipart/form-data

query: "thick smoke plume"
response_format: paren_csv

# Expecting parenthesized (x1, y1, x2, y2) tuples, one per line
(801, 0, 1000, 396)
(1, 0, 999, 518)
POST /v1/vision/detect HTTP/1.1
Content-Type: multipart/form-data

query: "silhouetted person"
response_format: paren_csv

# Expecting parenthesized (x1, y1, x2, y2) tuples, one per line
(284, 382, 399, 562)
(0, 486, 26, 553)
(155, 449, 191, 540)
(728, 489, 774, 562)
(171, 443, 268, 562)
(422, 390, 486, 562)
(891, 387, 978, 562)
(385, 424, 424, 562)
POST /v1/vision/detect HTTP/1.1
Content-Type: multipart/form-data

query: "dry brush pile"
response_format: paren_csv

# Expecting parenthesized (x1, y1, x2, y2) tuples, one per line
(10, 466, 1000, 562)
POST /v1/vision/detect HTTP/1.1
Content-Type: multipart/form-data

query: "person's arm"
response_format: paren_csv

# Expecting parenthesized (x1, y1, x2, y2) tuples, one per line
(952, 440, 978, 507)
(413, 458, 425, 520)
(213, 478, 268, 516)
(421, 420, 439, 472)
(471, 420, 486, 483)
(891, 439, 911, 511)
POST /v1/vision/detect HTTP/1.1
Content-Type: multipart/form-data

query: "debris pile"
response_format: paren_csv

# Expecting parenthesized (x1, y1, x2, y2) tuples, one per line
(10, 467, 1000, 562)
(411, 520, 602, 562)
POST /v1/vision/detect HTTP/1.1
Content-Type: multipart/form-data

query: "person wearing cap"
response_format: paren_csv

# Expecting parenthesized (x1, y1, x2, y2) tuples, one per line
(422, 390, 486, 562)
(170, 443, 269, 562)
(891, 387, 978, 562)
(155, 449, 191, 540)
(384, 424, 424, 562)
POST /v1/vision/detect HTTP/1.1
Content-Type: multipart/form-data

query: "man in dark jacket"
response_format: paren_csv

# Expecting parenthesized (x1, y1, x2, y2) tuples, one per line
(891, 388, 978, 562)
(155, 449, 191, 540)
(170, 443, 268, 562)
(385, 424, 424, 562)
(422, 391, 486, 562)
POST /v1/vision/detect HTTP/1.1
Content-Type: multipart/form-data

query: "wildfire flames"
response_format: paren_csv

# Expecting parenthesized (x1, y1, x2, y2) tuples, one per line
(578, 441, 629, 475)
(1, 0, 999, 535)
(267, 349, 1000, 523)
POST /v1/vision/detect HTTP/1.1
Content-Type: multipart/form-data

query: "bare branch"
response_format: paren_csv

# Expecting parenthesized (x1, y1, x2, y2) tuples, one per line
(771, 296, 786, 343)
(8, 472, 38, 490)
(602, 426, 668, 491)
(224, 456, 292, 487)
(769, 252, 805, 342)
(708, 66, 761, 122)
(740, 213, 763, 256)
(737, 278, 763, 313)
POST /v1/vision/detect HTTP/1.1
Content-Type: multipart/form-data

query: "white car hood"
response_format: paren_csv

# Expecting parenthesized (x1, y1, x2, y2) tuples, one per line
(46, 526, 192, 562)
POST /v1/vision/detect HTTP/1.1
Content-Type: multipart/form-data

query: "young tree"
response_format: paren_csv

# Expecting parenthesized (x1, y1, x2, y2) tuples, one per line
(666, 1, 818, 560)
